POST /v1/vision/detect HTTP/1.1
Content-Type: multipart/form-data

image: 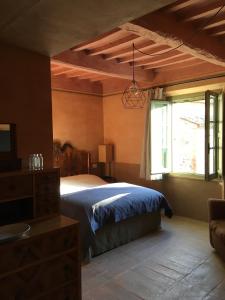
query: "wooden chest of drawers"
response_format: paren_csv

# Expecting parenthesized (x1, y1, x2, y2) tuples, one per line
(34, 170, 60, 217)
(0, 174, 33, 201)
(0, 168, 60, 225)
(0, 216, 81, 300)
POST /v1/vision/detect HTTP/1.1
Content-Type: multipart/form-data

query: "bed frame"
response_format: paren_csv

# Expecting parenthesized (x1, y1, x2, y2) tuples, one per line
(91, 212, 161, 257)
(53, 140, 161, 260)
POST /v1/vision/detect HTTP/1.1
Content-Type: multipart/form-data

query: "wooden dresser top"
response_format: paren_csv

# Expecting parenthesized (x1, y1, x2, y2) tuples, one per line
(0, 168, 60, 178)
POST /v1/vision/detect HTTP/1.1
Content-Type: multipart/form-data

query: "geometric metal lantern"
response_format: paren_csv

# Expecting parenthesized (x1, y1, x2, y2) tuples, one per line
(122, 43, 146, 109)
(122, 80, 146, 108)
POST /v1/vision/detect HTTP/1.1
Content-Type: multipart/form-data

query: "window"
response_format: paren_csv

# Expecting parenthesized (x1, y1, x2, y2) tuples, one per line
(150, 91, 223, 180)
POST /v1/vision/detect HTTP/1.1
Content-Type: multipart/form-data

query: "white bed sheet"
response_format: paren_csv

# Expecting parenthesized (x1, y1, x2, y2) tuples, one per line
(60, 174, 107, 195)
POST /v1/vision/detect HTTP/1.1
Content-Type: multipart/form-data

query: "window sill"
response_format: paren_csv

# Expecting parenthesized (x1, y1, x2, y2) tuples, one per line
(165, 173, 223, 182)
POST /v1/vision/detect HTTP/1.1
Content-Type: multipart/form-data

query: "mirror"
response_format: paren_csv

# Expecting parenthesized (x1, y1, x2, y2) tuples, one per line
(0, 123, 17, 159)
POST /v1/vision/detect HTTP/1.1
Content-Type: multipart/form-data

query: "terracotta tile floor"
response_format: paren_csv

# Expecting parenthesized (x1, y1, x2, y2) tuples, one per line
(82, 216, 225, 300)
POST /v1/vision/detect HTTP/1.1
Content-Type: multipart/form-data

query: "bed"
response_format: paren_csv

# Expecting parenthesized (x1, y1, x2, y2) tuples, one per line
(53, 141, 172, 261)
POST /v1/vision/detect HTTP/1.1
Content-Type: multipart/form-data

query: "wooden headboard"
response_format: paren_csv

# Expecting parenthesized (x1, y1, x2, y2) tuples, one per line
(53, 140, 90, 177)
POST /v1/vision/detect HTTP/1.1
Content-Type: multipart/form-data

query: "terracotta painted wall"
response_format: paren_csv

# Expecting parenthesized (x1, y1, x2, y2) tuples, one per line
(103, 93, 163, 191)
(52, 90, 103, 162)
(164, 176, 223, 221)
(103, 93, 223, 221)
(0, 43, 53, 168)
(103, 93, 146, 164)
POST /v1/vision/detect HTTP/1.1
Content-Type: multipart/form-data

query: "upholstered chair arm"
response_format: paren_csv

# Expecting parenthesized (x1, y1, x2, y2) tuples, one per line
(208, 198, 225, 222)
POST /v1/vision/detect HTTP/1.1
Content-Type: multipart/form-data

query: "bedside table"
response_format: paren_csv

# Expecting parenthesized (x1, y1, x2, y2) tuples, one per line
(102, 176, 117, 183)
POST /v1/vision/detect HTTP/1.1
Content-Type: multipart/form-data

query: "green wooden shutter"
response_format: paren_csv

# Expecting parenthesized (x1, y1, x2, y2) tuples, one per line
(205, 90, 218, 180)
(150, 100, 171, 175)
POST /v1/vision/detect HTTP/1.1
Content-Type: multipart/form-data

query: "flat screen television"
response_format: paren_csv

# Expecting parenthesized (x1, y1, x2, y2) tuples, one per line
(0, 123, 21, 171)
(0, 124, 16, 159)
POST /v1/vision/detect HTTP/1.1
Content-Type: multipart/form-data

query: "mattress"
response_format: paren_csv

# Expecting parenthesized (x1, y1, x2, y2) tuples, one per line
(60, 174, 107, 194)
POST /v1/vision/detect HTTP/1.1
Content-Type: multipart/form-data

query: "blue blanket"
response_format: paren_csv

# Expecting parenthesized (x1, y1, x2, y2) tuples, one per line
(61, 182, 172, 234)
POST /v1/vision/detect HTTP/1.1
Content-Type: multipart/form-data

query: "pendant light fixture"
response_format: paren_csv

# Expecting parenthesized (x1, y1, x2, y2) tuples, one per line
(122, 43, 146, 109)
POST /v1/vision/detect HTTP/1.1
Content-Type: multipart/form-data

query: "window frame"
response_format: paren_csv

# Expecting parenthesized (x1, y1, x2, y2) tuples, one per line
(150, 90, 223, 180)
(205, 90, 219, 180)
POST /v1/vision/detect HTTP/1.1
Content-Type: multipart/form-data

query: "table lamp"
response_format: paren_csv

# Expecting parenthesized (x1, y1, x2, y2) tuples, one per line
(98, 144, 113, 177)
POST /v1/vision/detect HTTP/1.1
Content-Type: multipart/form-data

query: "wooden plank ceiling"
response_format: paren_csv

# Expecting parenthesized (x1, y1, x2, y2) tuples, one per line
(51, 0, 225, 94)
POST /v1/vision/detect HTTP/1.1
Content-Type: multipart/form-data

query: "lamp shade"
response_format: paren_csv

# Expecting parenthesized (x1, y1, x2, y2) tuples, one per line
(98, 144, 113, 163)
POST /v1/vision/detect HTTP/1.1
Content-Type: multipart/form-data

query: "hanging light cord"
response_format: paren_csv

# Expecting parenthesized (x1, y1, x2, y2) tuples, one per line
(133, 3, 225, 57)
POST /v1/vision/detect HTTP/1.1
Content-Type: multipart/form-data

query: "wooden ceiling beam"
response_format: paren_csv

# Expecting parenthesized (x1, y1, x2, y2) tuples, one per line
(167, 0, 204, 12)
(118, 45, 177, 64)
(135, 52, 190, 67)
(143, 56, 196, 69)
(53, 49, 154, 82)
(202, 13, 225, 29)
(71, 28, 123, 51)
(51, 63, 61, 69)
(103, 40, 157, 60)
(67, 71, 90, 78)
(51, 76, 103, 95)
(50, 65, 65, 71)
(121, 10, 225, 67)
(157, 58, 203, 71)
(50, 62, 91, 77)
(76, 73, 106, 80)
(181, 0, 225, 22)
(87, 34, 139, 56)
(101, 63, 225, 95)
(204, 23, 225, 36)
(90, 76, 109, 82)
(214, 30, 225, 36)
(51, 67, 69, 75)
(152, 62, 225, 88)
(75, 75, 93, 80)
(53, 68, 77, 76)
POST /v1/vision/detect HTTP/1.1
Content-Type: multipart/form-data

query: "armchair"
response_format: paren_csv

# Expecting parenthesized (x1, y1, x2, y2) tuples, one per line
(208, 198, 225, 262)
